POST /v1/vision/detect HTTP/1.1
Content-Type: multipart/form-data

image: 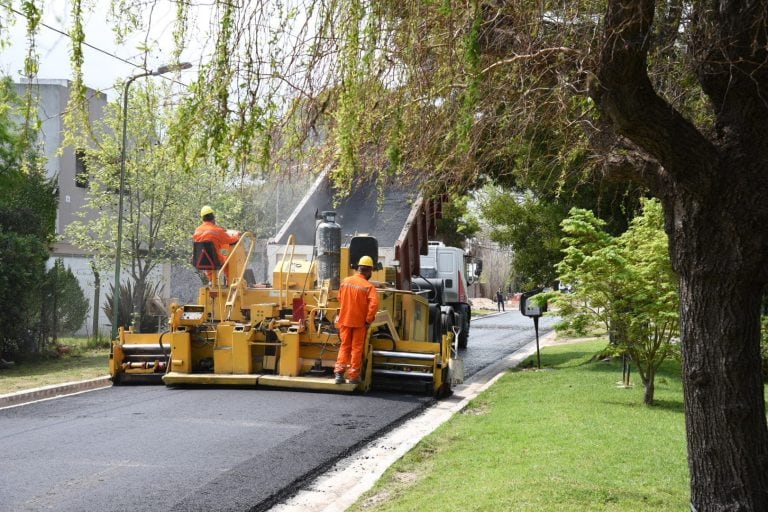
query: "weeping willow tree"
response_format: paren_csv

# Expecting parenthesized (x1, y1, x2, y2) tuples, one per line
(4, 1, 767, 508)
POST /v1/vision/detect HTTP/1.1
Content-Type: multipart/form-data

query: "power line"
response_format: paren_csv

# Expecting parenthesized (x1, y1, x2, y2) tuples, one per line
(10, 6, 145, 72)
(9, 5, 193, 90)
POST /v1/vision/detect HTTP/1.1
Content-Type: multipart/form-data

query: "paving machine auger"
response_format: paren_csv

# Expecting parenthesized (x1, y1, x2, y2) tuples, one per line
(109, 213, 456, 396)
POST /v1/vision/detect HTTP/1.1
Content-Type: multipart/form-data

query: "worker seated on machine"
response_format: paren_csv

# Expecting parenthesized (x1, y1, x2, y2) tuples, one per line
(193, 205, 241, 285)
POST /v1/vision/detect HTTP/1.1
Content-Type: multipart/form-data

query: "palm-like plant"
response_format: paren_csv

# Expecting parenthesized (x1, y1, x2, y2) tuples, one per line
(104, 280, 166, 334)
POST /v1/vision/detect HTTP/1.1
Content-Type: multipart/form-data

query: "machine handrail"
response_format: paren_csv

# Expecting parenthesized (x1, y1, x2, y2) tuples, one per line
(278, 234, 297, 309)
(221, 232, 256, 321)
(217, 231, 256, 284)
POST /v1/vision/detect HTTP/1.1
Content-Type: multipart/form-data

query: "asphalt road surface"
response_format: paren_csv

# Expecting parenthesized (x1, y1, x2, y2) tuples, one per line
(463, 310, 556, 378)
(0, 310, 553, 512)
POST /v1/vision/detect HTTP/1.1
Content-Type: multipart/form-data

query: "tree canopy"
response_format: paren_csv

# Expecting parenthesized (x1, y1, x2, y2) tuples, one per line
(0, 77, 57, 355)
(65, 80, 312, 329)
(3, 1, 767, 508)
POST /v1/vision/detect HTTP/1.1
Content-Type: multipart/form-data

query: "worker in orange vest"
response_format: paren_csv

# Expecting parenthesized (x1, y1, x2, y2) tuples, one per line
(334, 255, 380, 385)
(193, 205, 240, 283)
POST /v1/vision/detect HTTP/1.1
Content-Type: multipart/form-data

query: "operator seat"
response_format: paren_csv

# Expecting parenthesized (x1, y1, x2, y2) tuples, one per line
(192, 241, 222, 270)
(349, 236, 381, 270)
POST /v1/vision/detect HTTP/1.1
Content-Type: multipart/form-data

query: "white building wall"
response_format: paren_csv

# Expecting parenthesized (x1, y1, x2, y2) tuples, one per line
(46, 256, 171, 338)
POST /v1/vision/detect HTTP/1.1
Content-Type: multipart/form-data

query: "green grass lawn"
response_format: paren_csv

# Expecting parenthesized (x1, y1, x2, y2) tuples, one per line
(351, 340, 692, 511)
(0, 338, 110, 395)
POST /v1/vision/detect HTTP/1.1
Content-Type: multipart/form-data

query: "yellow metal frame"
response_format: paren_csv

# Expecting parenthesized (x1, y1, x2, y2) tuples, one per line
(111, 231, 453, 396)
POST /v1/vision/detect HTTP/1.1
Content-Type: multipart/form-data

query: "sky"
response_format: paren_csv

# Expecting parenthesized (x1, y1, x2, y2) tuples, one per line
(1, 1, 199, 99)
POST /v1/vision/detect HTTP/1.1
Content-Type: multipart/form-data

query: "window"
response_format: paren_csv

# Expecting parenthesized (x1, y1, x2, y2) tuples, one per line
(74, 149, 88, 188)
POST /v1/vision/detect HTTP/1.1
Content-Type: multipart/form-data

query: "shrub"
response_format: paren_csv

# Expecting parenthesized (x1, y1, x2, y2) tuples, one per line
(0, 79, 58, 356)
(41, 259, 89, 339)
(104, 279, 165, 333)
(552, 199, 678, 405)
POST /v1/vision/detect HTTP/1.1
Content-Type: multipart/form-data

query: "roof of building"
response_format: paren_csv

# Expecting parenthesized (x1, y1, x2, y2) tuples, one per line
(274, 171, 420, 248)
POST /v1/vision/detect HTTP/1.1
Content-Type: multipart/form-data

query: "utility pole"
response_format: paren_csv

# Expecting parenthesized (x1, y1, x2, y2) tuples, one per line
(111, 62, 191, 340)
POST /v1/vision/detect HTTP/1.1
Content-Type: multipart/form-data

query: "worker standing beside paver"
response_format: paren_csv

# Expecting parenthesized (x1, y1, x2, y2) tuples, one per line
(334, 256, 380, 385)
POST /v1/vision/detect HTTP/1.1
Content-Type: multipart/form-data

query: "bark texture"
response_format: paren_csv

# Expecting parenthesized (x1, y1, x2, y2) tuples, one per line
(592, 0, 768, 509)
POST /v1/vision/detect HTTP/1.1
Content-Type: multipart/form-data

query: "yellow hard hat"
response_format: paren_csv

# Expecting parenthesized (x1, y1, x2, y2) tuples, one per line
(357, 255, 374, 268)
(200, 205, 214, 219)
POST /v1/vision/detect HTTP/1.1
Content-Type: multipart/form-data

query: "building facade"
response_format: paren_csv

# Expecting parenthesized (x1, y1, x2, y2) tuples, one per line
(14, 79, 113, 337)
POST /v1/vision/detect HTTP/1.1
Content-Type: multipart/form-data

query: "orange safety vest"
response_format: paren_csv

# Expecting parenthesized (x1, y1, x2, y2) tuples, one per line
(337, 273, 380, 328)
(193, 221, 240, 267)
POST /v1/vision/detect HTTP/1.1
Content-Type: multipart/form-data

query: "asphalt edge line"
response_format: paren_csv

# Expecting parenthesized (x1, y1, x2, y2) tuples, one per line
(0, 376, 112, 409)
(270, 331, 556, 512)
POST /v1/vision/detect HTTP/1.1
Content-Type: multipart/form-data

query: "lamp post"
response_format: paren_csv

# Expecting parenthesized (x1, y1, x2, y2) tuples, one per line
(112, 62, 192, 340)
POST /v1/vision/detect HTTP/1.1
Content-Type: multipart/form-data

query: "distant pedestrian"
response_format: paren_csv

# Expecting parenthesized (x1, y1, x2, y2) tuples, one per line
(496, 289, 505, 312)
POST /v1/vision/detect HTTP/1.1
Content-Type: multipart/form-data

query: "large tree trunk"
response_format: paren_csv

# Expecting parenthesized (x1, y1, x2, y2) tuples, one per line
(679, 271, 767, 510)
(592, 0, 768, 508)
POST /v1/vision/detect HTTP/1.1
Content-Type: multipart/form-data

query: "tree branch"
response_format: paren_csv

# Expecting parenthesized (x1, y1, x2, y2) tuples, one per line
(691, 1, 768, 143)
(591, 0, 718, 197)
(480, 47, 580, 75)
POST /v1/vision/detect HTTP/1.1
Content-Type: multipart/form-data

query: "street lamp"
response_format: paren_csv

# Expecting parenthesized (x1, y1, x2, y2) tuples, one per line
(112, 62, 192, 340)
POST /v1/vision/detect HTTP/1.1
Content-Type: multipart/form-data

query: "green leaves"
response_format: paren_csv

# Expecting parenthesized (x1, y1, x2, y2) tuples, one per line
(480, 187, 567, 288)
(435, 193, 480, 247)
(41, 259, 89, 338)
(0, 80, 56, 354)
(554, 198, 679, 404)
(20, 1, 40, 78)
(67, 81, 223, 275)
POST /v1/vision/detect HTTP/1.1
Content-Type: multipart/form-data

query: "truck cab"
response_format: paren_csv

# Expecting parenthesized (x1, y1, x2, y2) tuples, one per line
(415, 241, 473, 348)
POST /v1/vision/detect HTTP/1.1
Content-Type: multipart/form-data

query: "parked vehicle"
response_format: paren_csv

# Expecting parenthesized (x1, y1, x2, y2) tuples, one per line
(412, 242, 479, 349)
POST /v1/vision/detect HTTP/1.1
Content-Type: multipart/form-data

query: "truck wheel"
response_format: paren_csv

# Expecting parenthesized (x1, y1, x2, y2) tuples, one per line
(441, 307, 456, 353)
(440, 307, 454, 335)
(429, 304, 442, 342)
(458, 305, 470, 349)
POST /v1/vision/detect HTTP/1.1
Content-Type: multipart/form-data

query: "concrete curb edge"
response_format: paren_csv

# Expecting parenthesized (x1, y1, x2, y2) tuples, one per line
(0, 376, 112, 409)
(271, 330, 558, 512)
